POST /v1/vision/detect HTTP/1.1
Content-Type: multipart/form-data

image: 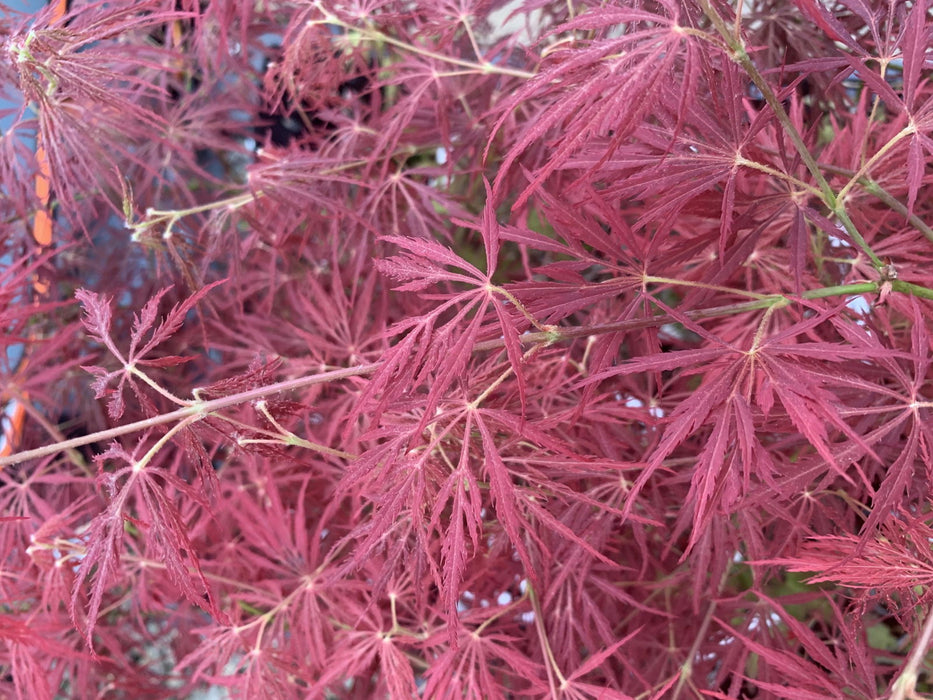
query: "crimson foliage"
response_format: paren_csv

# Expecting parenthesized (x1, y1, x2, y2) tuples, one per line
(1, 1, 933, 698)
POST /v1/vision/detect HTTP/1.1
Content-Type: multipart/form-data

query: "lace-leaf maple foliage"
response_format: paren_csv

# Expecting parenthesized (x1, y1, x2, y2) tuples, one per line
(1, 1, 933, 698)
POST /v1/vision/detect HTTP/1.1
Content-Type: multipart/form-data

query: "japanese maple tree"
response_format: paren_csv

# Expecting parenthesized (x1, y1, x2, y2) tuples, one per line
(1, 0, 933, 698)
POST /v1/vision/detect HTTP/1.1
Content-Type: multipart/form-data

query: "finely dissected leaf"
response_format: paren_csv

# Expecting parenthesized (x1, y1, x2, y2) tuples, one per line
(585, 348, 738, 525)
(711, 619, 850, 700)
(489, 2, 704, 209)
(787, 206, 808, 294)
(562, 629, 640, 687)
(75, 283, 222, 419)
(421, 625, 543, 699)
(70, 494, 126, 650)
(361, 229, 533, 437)
(906, 133, 925, 216)
(135, 468, 220, 614)
(430, 410, 482, 646)
(306, 624, 417, 698)
(583, 301, 911, 544)
(70, 440, 222, 650)
(791, 0, 865, 51)
(75, 288, 118, 358)
(898, 1, 931, 113)
(4, 0, 933, 697)
(475, 411, 536, 583)
(776, 528, 933, 596)
(858, 418, 922, 540)
(715, 592, 880, 699)
(377, 235, 486, 289)
(127, 280, 225, 362)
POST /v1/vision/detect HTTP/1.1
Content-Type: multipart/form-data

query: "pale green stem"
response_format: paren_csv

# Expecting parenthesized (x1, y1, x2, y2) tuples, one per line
(491, 283, 553, 332)
(312, 6, 535, 80)
(643, 275, 776, 300)
(131, 414, 200, 473)
(128, 365, 192, 407)
(837, 126, 914, 202)
(753, 147, 933, 244)
(132, 191, 258, 236)
(253, 400, 356, 460)
(861, 179, 933, 244)
(735, 156, 823, 197)
(527, 583, 567, 695)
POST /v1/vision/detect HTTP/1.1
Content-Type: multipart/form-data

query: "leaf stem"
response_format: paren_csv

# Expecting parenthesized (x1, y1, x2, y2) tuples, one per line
(890, 604, 933, 700)
(643, 275, 776, 300)
(128, 365, 192, 407)
(734, 156, 823, 198)
(861, 180, 933, 244)
(527, 583, 566, 695)
(252, 400, 356, 460)
(837, 126, 914, 203)
(311, 4, 535, 80)
(132, 413, 201, 473)
(7, 279, 930, 468)
(130, 191, 259, 239)
(0, 363, 378, 468)
(754, 146, 933, 244)
(474, 282, 885, 352)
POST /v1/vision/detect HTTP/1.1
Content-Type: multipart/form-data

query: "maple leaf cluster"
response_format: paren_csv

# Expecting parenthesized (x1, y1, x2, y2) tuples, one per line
(1, 1, 932, 698)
